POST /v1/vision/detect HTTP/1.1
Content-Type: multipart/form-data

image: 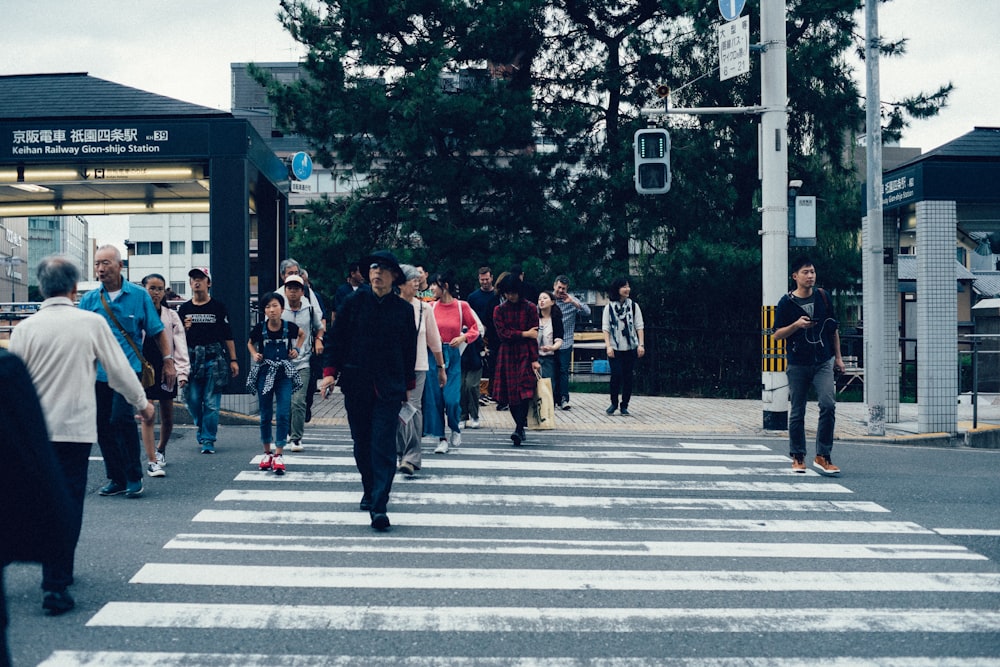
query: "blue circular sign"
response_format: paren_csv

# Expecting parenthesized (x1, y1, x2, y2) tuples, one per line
(719, 0, 746, 22)
(291, 151, 313, 181)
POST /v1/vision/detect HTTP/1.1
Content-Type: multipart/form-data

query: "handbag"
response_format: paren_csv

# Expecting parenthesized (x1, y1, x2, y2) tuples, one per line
(527, 372, 556, 430)
(100, 292, 156, 389)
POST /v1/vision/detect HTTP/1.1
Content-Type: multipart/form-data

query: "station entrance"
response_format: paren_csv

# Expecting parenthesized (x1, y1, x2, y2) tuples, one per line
(0, 73, 292, 392)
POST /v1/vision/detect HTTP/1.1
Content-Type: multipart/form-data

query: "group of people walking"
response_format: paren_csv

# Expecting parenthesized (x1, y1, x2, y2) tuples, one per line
(0, 243, 844, 650)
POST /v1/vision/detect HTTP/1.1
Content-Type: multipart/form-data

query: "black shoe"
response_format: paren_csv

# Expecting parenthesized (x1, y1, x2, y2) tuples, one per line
(620, 407, 631, 416)
(125, 479, 144, 498)
(606, 405, 617, 415)
(371, 513, 391, 531)
(517, 430, 527, 443)
(98, 481, 126, 496)
(43, 590, 75, 616)
(510, 431, 522, 446)
(496, 403, 509, 411)
(359, 496, 373, 511)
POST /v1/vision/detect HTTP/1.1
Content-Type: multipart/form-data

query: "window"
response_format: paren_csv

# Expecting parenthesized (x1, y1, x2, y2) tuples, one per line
(170, 241, 185, 255)
(135, 241, 163, 255)
(170, 282, 185, 297)
(192, 240, 210, 254)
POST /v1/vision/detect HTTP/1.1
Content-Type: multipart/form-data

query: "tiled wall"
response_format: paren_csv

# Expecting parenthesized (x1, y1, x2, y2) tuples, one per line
(916, 200, 958, 433)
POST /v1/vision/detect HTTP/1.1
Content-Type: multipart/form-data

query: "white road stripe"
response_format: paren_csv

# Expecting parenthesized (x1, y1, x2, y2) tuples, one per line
(935, 528, 1000, 536)
(192, 509, 932, 534)
(40, 654, 1000, 667)
(130, 563, 1000, 592)
(274, 450, 790, 462)
(233, 471, 852, 492)
(88, 602, 1000, 633)
(296, 441, 775, 452)
(164, 533, 987, 560)
(213, 488, 885, 512)
(258, 456, 808, 476)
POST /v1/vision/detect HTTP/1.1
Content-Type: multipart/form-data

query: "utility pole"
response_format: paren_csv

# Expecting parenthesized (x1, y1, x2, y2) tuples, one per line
(759, 0, 790, 430)
(641, 0, 788, 428)
(864, 0, 886, 435)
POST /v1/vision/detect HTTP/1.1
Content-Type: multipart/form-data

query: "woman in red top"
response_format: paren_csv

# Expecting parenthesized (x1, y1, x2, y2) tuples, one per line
(426, 270, 479, 454)
(491, 274, 541, 446)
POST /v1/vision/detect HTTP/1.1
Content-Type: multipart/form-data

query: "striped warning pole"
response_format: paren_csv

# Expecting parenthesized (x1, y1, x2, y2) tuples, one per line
(761, 305, 788, 429)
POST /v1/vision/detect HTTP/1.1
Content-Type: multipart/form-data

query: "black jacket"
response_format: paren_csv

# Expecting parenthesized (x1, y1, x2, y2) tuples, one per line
(324, 289, 417, 403)
(0, 350, 73, 566)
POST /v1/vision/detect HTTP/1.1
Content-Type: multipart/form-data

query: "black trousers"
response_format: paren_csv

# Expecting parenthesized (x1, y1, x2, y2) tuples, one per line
(42, 442, 90, 593)
(609, 349, 638, 409)
(95, 380, 142, 485)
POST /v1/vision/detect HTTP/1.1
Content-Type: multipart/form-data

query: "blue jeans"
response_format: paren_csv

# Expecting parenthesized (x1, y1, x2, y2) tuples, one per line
(258, 372, 292, 447)
(344, 389, 399, 515)
(556, 346, 572, 403)
(423, 346, 462, 438)
(95, 380, 143, 485)
(787, 357, 836, 458)
(185, 360, 221, 445)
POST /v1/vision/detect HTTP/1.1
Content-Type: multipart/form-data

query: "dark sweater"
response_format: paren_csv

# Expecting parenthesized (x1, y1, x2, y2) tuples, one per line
(324, 289, 417, 402)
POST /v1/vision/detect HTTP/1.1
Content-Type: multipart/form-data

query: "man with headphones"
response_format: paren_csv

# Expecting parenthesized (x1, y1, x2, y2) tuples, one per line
(773, 256, 846, 475)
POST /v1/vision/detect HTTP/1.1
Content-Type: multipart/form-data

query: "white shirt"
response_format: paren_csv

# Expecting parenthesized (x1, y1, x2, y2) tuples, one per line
(10, 297, 148, 443)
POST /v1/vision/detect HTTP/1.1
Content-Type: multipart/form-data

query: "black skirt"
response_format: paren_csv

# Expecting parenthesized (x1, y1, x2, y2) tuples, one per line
(143, 334, 177, 401)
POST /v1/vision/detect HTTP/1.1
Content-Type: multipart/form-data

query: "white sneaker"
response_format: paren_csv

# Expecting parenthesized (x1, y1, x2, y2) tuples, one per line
(449, 431, 462, 449)
(466, 418, 480, 429)
(288, 440, 304, 452)
(155, 450, 165, 467)
(434, 439, 449, 454)
(146, 461, 165, 478)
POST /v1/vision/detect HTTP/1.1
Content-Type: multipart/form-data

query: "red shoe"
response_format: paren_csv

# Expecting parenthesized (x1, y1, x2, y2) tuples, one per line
(259, 453, 273, 471)
(272, 454, 285, 475)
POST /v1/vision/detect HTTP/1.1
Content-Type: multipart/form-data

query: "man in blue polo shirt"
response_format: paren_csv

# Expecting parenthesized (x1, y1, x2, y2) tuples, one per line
(79, 245, 175, 498)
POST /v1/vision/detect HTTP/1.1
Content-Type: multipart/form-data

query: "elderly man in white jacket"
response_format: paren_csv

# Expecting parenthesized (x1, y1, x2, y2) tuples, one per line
(10, 254, 153, 616)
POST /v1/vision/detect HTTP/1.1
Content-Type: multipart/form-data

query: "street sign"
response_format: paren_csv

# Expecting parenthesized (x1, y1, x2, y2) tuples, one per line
(718, 16, 750, 81)
(719, 0, 746, 22)
(290, 151, 313, 181)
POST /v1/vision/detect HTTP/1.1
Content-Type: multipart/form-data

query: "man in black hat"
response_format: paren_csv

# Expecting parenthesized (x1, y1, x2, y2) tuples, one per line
(319, 251, 417, 531)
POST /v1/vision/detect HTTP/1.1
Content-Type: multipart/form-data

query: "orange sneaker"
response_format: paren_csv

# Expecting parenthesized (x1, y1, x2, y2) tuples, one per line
(791, 455, 806, 473)
(813, 455, 841, 475)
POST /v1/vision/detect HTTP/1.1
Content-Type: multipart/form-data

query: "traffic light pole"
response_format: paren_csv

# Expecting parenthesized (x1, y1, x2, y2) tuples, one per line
(642, 1, 788, 429)
(758, 0, 789, 429)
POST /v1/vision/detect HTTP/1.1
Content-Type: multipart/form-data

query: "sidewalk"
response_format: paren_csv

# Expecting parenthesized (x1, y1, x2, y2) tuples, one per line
(306, 389, 1000, 449)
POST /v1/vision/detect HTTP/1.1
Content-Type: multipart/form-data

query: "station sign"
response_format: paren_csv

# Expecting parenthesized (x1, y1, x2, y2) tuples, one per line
(0, 121, 210, 161)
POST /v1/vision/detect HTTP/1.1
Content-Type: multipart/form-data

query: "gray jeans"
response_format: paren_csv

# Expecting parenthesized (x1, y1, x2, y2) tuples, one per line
(787, 357, 836, 459)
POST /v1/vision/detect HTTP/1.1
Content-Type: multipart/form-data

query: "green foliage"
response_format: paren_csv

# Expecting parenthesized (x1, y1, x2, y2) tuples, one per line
(263, 0, 950, 394)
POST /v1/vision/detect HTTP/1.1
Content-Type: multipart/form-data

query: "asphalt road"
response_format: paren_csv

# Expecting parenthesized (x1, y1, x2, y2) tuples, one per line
(5, 422, 1000, 666)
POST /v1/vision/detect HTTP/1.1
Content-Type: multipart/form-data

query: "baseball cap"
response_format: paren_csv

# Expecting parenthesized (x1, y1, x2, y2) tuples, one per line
(188, 267, 211, 280)
(284, 274, 305, 287)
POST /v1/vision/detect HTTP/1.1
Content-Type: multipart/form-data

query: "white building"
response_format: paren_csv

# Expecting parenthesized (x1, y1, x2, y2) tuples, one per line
(124, 213, 210, 296)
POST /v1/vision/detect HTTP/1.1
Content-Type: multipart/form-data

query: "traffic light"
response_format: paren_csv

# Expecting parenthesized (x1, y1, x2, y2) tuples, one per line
(634, 128, 671, 195)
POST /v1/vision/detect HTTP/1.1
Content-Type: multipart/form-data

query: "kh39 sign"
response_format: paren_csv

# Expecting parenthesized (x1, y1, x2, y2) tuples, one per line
(1, 121, 210, 161)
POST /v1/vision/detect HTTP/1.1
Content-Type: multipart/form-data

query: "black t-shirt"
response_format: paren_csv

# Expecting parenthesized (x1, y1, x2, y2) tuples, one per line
(178, 298, 234, 347)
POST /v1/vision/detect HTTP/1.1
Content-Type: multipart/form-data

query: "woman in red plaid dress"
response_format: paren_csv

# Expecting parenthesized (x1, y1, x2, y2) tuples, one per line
(491, 275, 541, 446)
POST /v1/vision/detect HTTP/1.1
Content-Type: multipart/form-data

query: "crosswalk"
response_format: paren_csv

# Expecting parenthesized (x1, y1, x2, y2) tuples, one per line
(40, 426, 1000, 666)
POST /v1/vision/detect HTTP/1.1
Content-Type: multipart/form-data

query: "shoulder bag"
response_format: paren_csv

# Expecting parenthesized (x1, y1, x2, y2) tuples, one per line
(100, 291, 156, 389)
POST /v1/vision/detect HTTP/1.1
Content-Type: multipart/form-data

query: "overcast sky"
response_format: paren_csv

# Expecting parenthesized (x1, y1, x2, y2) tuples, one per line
(4, 0, 998, 246)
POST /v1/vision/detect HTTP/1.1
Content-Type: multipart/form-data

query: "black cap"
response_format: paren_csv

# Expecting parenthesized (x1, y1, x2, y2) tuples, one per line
(363, 250, 406, 285)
